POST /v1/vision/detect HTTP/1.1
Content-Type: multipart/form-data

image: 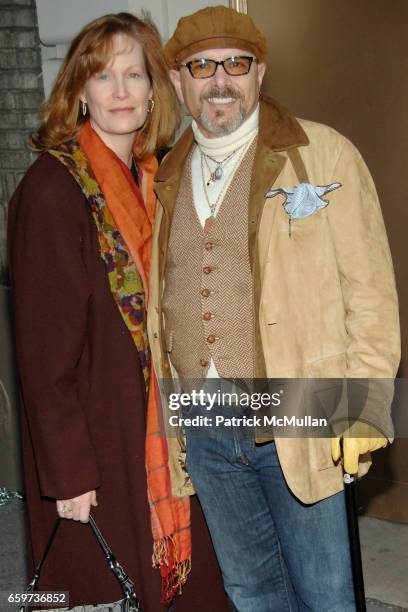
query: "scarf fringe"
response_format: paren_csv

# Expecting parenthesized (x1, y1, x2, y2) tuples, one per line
(152, 534, 174, 568)
(152, 536, 191, 604)
(161, 559, 192, 604)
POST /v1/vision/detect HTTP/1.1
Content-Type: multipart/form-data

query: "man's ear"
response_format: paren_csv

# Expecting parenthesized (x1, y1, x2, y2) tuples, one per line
(257, 62, 266, 88)
(169, 69, 185, 105)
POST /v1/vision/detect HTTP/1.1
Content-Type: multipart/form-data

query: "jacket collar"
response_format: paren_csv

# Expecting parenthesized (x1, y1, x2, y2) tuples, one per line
(155, 94, 308, 184)
(154, 95, 309, 222)
(258, 93, 309, 150)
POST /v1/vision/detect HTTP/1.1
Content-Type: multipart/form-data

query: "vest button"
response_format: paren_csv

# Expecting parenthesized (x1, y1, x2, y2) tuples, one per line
(203, 266, 212, 274)
(200, 359, 209, 367)
(201, 288, 210, 298)
(204, 242, 213, 251)
(203, 312, 212, 321)
(207, 334, 216, 344)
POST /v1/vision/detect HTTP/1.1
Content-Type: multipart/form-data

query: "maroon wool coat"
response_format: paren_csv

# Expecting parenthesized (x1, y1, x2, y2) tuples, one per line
(8, 153, 228, 611)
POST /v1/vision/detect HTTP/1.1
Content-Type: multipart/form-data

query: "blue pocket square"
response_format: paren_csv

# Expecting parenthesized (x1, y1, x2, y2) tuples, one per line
(266, 182, 342, 219)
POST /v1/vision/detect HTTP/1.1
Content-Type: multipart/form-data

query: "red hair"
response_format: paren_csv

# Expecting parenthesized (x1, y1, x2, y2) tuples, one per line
(31, 12, 180, 159)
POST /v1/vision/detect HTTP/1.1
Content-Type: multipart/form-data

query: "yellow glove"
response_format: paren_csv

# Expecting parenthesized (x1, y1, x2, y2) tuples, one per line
(331, 421, 388, 474)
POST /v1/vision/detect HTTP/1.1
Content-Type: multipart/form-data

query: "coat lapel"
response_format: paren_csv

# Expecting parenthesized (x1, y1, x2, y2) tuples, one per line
(248, 144, 286, 267)
(154, 127, 195, 223)
(248, 95, 309, 265)
(154, 127, 195, 283)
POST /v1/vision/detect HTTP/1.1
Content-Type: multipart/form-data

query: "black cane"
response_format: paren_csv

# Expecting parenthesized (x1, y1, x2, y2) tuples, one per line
(343, 469, 367, 612)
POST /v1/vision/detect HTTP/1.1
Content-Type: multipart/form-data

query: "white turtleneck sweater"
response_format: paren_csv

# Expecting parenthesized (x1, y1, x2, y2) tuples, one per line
(190, 106, 259, 377)
(191, 105, 259, 226)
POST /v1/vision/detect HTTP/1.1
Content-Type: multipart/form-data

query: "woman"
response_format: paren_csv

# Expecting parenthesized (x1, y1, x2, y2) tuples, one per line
(8, 13, 227, 611)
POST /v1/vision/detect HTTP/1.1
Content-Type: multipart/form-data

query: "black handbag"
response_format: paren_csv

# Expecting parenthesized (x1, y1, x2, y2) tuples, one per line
(19, 515, 142, 612)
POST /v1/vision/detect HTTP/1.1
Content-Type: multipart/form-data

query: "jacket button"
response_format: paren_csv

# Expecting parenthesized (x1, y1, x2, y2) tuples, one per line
(200, 359, 209, 367)
(204, 242, 213, 251)
(203, 312, 212, 321)
(165, 185, 172, 191)
(203, 266, 212, 274)
(207, 334, 216, 344)
(201, 288, 210, 298)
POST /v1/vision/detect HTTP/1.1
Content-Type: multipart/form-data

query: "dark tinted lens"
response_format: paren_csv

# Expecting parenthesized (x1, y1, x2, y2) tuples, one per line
(223, 57, 252, 75)
(189, 59, 217, 78)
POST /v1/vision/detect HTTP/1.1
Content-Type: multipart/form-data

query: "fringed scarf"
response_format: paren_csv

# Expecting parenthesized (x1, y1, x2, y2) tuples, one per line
(49, 122, 191, 604)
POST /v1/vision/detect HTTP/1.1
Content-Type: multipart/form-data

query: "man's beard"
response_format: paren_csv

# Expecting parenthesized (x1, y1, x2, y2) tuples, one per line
(198, 86, 246, 136)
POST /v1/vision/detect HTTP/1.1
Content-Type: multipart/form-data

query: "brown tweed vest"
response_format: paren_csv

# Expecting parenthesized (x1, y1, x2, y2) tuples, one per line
(162, 139, 257, 379)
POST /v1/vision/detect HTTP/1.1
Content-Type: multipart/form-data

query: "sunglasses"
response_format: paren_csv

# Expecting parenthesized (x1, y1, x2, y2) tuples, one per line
(179, 56, 258, 79)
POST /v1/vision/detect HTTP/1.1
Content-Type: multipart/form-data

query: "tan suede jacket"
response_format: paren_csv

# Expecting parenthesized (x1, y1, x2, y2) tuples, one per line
(148, 95, 400, 504)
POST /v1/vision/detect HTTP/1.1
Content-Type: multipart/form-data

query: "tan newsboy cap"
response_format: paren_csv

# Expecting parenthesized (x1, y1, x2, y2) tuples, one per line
(164, 5, 268, 69)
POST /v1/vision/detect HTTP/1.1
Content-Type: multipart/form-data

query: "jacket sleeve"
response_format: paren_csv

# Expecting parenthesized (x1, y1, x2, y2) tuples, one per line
(8, 154, 101, 499)
(327, 138, 400, 437)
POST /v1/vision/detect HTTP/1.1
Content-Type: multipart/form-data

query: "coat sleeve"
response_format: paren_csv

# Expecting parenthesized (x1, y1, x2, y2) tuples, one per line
(8, 154, 101, 499)
(326, 138, 400, 437)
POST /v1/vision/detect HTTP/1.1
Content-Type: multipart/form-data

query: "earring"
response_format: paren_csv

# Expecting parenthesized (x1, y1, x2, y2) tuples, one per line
(82, 101, 87, 116)
(148, 99, 155, 113)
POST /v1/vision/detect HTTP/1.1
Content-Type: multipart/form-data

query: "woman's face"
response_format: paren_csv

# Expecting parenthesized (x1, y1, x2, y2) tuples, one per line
(82, 34, 152, 143)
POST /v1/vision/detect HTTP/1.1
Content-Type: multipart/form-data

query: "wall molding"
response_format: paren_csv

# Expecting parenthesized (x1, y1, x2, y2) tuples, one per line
(229, 0, 247, 13)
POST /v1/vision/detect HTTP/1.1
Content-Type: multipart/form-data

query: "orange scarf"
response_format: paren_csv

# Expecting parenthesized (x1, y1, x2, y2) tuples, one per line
(78, 123, 191, 604)
(79, 122, 155, 302)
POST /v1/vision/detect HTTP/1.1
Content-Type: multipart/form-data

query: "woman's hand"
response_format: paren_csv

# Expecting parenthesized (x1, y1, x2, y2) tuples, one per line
(56, 490, 98, 523)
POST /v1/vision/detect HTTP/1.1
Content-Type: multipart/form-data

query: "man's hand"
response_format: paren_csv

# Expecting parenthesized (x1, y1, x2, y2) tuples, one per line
(56, 490, 98, 523)
(331, 421, 388, 474)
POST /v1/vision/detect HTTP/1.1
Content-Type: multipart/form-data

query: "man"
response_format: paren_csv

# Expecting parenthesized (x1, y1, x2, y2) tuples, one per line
(148, 6, 400, 611)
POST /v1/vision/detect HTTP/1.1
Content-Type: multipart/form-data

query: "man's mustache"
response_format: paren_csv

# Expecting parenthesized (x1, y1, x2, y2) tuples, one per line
(201, 87, 244, 102)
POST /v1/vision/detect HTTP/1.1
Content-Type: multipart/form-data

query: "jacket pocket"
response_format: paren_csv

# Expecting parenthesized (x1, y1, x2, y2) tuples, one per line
(306, 353, 347, 471)
(311, 437, 336, 471)
(306, 352, 347, 377)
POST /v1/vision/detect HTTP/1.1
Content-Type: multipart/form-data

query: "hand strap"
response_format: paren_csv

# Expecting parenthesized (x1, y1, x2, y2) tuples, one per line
(88, 515, 142, 611)
(20, 515, 142, 612)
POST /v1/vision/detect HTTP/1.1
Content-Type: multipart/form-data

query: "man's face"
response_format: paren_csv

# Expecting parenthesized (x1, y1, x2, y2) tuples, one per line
(170, 47, 266, 138)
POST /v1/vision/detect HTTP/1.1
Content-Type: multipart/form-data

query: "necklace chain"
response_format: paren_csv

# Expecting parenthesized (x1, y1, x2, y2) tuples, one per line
(202, 149, 238, 186)
(200, 144, 248, 218)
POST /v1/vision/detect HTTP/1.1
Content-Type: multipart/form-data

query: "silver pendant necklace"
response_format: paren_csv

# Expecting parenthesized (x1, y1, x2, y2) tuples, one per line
(203, 150, 239, 186)
(200, 145, 248, 218)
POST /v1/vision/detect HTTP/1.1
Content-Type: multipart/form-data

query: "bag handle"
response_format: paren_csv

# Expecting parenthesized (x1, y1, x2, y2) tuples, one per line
(19, 515, 142, 612)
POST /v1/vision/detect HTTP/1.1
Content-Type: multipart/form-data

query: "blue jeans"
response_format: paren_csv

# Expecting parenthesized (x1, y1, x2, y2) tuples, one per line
(183, 404, 355, 612)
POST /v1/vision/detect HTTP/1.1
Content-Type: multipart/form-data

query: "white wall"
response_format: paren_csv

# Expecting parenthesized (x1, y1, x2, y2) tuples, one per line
(36, 0, 229, 96)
